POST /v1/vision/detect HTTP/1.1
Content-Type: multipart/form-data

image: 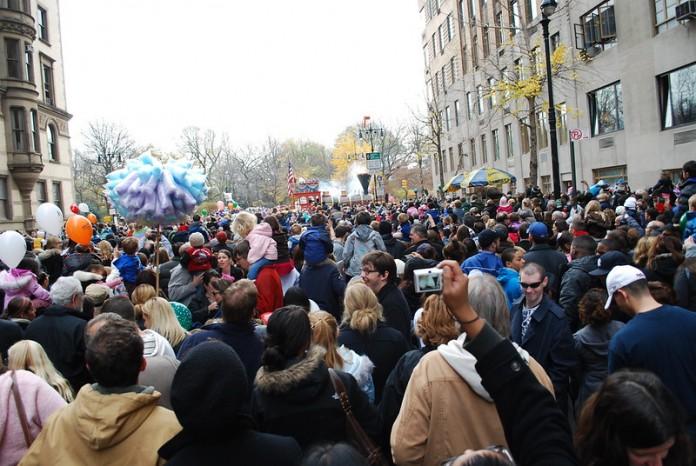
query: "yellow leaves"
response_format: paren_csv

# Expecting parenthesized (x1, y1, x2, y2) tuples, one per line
(331, 129, 370, 183)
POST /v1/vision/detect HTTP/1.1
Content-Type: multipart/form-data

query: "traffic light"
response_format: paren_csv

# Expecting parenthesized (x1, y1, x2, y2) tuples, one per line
(401, 180, 408, 189)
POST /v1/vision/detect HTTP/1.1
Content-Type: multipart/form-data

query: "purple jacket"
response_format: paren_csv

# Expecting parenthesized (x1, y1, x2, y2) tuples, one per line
(0, 269, 51, 310)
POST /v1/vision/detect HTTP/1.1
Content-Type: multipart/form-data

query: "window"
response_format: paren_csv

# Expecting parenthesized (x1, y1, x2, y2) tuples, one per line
(495, 11, 503, 46)
(482, 29, 490, 57)
(472, 35, 479, 68)
(449, 147, 455, 171)
(432, 32, 437, 57)
(10, 107, 26, 152)
(462, 45, 468, 74)
(492, 129, 501, 161)
(450, 57, 456, 85)
(52, 181, 62, 211)
(514, 57, 527, 81)
(434, 72, 441, 95)
(530, 47, 543, 76)
(48, 124, 58, 161)
(454, 100, 461, 126)
(469, 0, 477, 20)
(42, 62, 54, 105)
(654, 0, 679, 33)
(593, 165, 627, 186)
(488, 78, 497, 107)
(658, 62, 696, 129)
(5, 39, 20, 79)
(505, 123, 514, 158)
(31, 109, 39, 153)
(441, 65, 446, 91)
(426, 79, 433, 101)
(0, 177, 9, 219)
(481, 134, 488, 163)
(550, 33, 561, 55)
(445, 106, 452, 131)
(467, 92, 474, 119)
(588, 81, 624, 136)
(447, 13, 456, 41)
(520, 117, 530, 153)
(477, 85, 485, 114)
(578, 0, 616, 53)
(35, 180, 47, 204)
(558, 103, 568, 145)
(434, 155, 439, 175)
(470, 138, 477, 165)
(438, 24, 445, 53)
(525, 0, 538, 23)
(38, 6, 49, 41)
(541, 175, 551, 193)
(7, 0, 29, 13)
(510, 0, 521, 33)
(24, 43, 33, 82)
(536, 111, 549, 149)
(423, 46, 430, 67)
(443, 150, 448, 172)
(458, 142, 465, 168)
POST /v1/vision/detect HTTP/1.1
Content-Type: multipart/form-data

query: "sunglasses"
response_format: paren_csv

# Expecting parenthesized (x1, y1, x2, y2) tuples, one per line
(520, 281, 543, 289)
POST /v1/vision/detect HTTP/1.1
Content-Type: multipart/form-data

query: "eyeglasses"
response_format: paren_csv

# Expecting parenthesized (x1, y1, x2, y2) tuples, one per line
(360, 268, 379, 275)
(440, 445, 515, 466)
(520, 281, 543, 289)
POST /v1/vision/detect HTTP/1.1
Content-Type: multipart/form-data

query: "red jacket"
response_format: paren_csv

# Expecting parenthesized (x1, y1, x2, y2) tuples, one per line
(255, 267, 283, 317)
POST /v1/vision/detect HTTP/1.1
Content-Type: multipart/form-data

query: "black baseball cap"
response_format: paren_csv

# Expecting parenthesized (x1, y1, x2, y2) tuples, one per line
(589, 251, 631, 276)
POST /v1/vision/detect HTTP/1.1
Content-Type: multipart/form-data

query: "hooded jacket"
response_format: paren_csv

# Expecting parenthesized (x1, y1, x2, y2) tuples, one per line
(461, 250, 504, 277)
(251, 346, 380, 450)
(62, 252, 101, 277)
(559, 255, 600, 332)
(299, 225, 333, 266)
(38, 248, 63, 285)
(497, 267, 522, 310)
(19, 384, 181, 466)
(0, 269, 51, 310)
(573, 321, 624, 412)
(342, 225, 386, 277)
(391, 334, 554, 466)
(337, 345, 376, 403)
(247, 223, 278, 264)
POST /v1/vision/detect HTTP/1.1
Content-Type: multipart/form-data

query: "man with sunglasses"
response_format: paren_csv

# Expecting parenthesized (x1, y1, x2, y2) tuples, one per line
(511, 262, 576, 414)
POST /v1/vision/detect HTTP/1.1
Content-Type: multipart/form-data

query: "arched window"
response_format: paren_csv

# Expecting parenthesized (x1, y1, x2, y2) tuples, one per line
(47, 124, 57, 161)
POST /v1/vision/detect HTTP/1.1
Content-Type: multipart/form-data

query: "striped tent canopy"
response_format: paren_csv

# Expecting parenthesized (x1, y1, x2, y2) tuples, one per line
(461, 167, 517, 187)
(443, 173, 466, 192)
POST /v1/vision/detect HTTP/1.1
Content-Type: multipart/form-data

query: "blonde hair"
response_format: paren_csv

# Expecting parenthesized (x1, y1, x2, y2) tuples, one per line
(309, 311, 344, 369)
(231, 211, 258, 239)
(416, 295, 459, 347)
(131, 284, 157, 321)
(8, 340, 74, 402)
(142, 297, 188, 348)
(584, 200, 603, 219)
(689, 194, 696, 211)
(634, 236, 657, 268)
(342, 283, 383, 334)
(97, 240, 113, 263)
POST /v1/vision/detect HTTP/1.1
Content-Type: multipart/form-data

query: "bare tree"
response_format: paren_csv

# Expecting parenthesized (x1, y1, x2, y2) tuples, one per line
(405, 119, 433, 195)
(414, 90, 445, 197)
(179, 127, 227, 175)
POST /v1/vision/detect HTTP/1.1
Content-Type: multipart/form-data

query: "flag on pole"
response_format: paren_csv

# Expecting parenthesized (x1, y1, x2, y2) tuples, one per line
(287, 161, 296, 198)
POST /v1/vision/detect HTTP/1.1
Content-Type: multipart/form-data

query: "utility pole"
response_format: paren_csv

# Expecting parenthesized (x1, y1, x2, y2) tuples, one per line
(358, 116, 386, 204)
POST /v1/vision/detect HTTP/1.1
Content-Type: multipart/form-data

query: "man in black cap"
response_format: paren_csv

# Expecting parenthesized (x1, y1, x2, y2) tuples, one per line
(461, 229, 503, 277)
(523, 222, 568, 299)
(588, 250, 631, 279)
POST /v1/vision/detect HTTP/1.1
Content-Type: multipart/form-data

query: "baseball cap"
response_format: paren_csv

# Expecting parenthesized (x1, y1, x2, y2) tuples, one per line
(528, 222, 549, 239)
(589, 251, 631, 276)
(605, 265, 646, 309)
(477, 229, 499, 249)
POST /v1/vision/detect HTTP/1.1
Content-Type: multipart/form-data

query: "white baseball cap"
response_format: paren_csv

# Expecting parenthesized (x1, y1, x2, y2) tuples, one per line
(605, 265, 646, 309)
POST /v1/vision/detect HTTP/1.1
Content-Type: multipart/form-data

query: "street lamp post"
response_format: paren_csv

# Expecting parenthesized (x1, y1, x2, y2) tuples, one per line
(540, 0, 561, 198)
(357, 116, 386, 203)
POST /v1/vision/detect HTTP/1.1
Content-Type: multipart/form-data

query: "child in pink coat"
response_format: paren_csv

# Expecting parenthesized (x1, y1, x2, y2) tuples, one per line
(246, 222, 278, 280)
(0, 267, 51, 311)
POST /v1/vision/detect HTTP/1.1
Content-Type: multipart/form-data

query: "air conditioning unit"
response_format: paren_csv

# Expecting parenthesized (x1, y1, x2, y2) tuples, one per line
(676, 0, 696, 21)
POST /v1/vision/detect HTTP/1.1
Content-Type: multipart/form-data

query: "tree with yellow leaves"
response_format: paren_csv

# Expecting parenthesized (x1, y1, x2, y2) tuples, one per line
(330, 126, 371, 184)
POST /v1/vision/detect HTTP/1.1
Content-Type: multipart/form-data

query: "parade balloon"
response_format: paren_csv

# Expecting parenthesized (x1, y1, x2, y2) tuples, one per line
(201, 209, 209, 216)
(0, 231, 27, 268)
(216, 200, 224, 211)
(87, 213, 98, 224)
(36, 202, 64, 236)
(227, 202, 234, 210)
(70, 203, 80, 214)
(78, 202, 89, 213)
(66, 215, 93, 245)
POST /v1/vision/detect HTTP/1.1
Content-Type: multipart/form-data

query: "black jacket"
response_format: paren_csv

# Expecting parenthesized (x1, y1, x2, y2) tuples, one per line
(466, 323, 578, 466)
(158, 260, 180, 299)
(381, 235, 407, 261)
(376, 282, 412, 341)
(62, 252, 101, 276)
(559, 255, 599, 332)
(0, 318, 22, 362)
(299, 262, 346, 322)
(643, 253, 680, 285)
(251, 346, 381, 451)
(24, 304, 91, 391)
(38, 249, 63, 285)
(511, 296, 577, 409)
(338, 322, 411, 403)
(523, 244, 568, 298)
(160, 429, 302, 466)
(674, 264, 696, 311)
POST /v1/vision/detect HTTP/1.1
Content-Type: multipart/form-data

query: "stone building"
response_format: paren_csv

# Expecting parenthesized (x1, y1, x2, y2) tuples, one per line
(419, 0, 696, 193)
(0, 0, 73, 231)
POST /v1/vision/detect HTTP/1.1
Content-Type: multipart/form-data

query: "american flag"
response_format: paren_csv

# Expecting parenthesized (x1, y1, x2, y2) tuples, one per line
(287, 161, 296, 198)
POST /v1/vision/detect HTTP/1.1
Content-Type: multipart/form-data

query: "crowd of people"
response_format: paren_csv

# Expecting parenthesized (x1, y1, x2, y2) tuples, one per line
(2, 162, 696, 465)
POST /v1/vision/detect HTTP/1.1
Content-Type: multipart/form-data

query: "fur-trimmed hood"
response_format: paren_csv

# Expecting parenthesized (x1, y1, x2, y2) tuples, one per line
(73, 270, 104, 283)
(0, 269, 34, 291)
(255, 346, 326, 396)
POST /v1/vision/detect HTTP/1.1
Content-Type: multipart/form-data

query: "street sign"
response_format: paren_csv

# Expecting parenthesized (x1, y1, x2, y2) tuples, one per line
(570, 129, 584, 141)
(366, 152, 382, 173)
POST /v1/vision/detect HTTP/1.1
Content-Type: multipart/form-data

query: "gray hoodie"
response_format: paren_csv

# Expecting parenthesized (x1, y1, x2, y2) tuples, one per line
(342, 225, 386, 277)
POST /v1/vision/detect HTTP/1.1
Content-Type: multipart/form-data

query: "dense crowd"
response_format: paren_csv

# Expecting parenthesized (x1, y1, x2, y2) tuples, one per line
(2, 162, 696, 465)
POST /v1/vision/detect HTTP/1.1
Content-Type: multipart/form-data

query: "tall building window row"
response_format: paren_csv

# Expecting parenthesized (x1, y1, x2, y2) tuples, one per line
(578, 0, 617, 54)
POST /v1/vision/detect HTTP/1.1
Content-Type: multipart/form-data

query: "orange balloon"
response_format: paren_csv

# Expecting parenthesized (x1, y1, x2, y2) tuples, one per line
(66, 215, 93, 245)
(87, 213, 97, 224)
(227, 202, 234, 209)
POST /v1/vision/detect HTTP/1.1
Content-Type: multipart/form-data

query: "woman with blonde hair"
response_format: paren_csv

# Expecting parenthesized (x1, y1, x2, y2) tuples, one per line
(141, 297, 189, 353)
(584, 200, 612, 239)
(8, 340, 74, 402)
(231, 211, 258, 239)
(337, 283, 410, 403)
(309, 311, 375, 402)
(131, 283, 157, 322)
(633, 236, 657, 268)
(96, 240, 114, 266)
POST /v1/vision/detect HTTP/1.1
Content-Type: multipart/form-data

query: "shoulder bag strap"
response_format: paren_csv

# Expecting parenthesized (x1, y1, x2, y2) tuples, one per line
(328, 368, 385, 465)
(10, 370, 34, 448)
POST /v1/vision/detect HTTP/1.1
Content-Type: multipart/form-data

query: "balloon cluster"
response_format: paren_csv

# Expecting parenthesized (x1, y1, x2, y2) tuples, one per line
(105, 151, 208, 225)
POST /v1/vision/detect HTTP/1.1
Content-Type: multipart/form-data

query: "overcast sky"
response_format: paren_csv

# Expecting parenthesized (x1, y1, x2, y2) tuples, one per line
(60, 0, 426, 152)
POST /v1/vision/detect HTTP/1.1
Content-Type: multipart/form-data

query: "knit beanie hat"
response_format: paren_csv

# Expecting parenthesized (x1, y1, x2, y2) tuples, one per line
(171, 341, 248, 432)
(188, 232, 205, 247)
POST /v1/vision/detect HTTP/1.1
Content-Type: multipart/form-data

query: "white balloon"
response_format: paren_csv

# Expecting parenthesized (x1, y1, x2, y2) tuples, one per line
(78, 202, 89, 213)
(36, 202, 64, 236)
(0, 231, 27, 269)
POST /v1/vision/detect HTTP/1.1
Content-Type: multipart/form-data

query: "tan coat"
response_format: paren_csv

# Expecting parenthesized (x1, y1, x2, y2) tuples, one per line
(19, 385, 181, 466)
(390, 350, 553, 466)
